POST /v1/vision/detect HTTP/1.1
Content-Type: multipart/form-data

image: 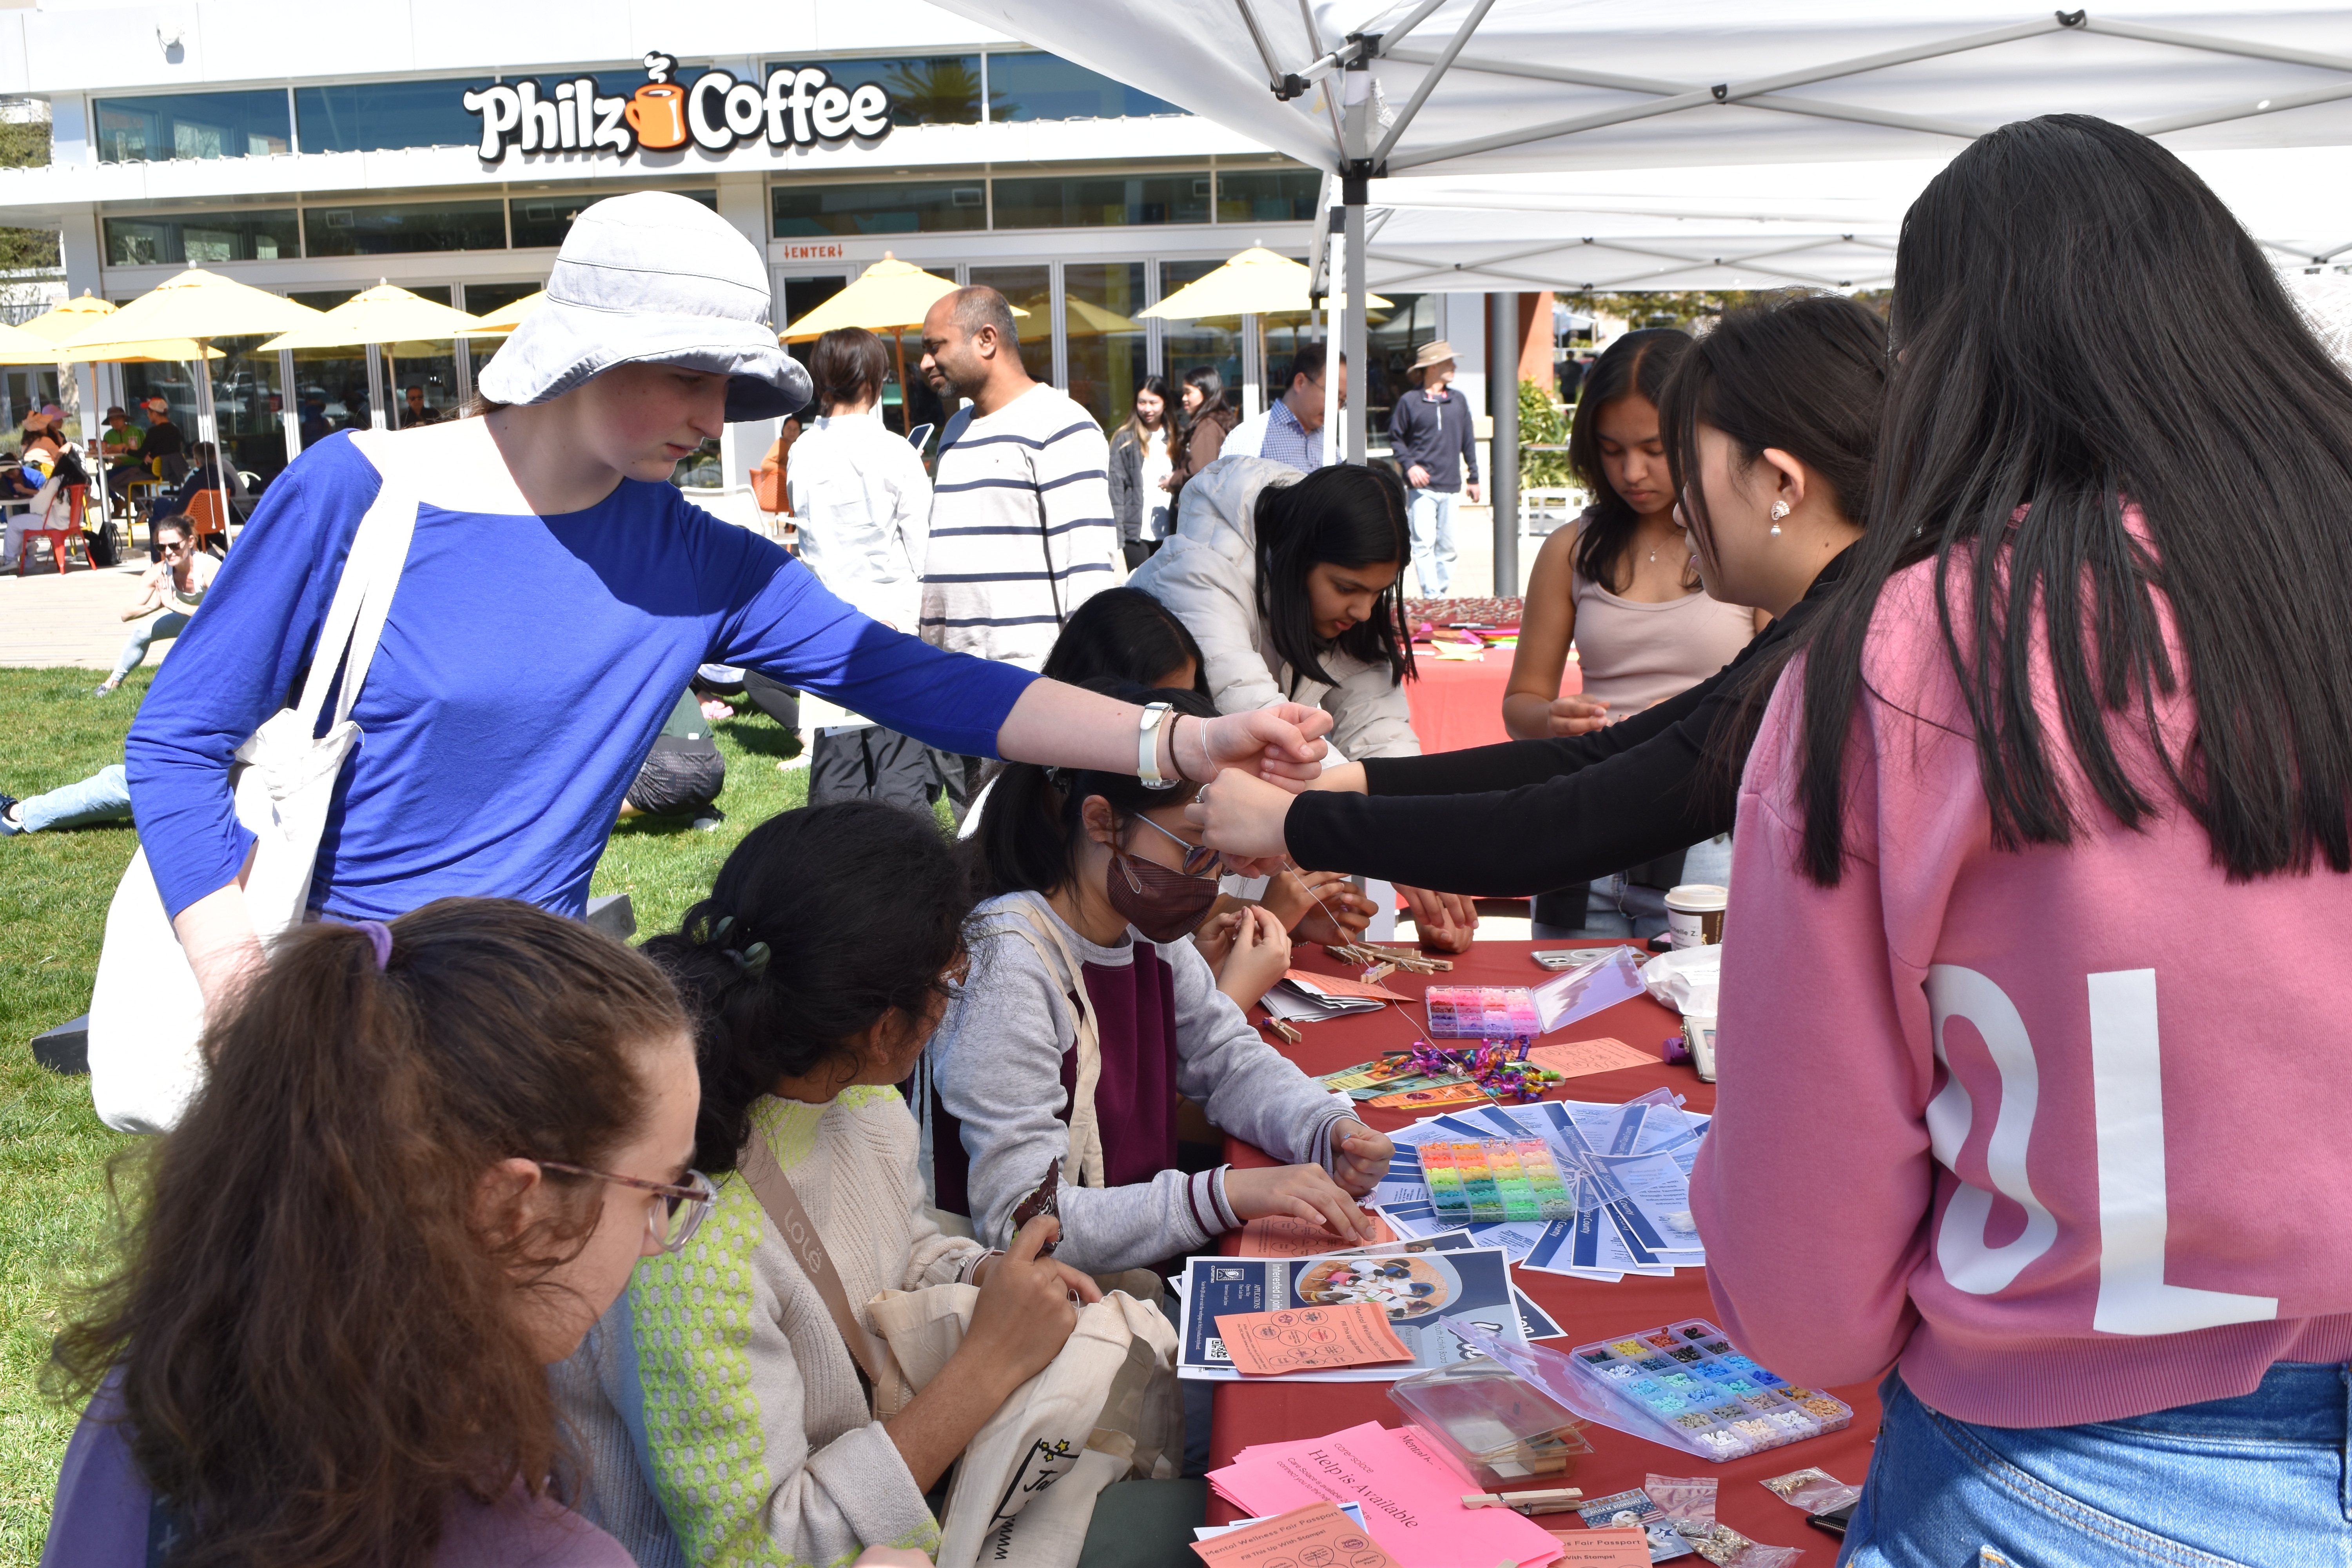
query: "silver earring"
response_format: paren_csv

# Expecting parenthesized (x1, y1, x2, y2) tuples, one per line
(1768, 499, 1789, 537)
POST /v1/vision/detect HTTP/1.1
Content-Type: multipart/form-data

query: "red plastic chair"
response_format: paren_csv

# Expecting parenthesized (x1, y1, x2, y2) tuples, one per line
(18, 484, 89, 576)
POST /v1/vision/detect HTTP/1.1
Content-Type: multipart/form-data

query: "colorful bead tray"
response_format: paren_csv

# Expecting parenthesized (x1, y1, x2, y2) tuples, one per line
(1567, 1318, 1853, 1461)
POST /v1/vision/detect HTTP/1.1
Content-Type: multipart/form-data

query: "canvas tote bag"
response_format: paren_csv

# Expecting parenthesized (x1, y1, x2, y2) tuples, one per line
(87, 432, 417, 1134)
(866, 1281, 1183, 1568)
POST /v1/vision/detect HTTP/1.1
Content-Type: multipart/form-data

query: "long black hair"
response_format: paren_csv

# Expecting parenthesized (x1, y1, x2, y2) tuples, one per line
(1569, 327, 1692, 592)
(974, 678, 1219, 898)
(643, 802, 973, 1171)
(1656, 293, 1889, 799)
(1794, 113, 2352, 887)
(1180, 365, 1234, 430)
(1042, 585, 1211, 696)
(1253, 463, 1415, 690)
(1120, 373, 1172, 448)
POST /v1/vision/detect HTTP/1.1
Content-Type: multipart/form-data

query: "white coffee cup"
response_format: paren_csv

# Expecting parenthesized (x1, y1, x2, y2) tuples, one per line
(1663, 883, 1728, 949)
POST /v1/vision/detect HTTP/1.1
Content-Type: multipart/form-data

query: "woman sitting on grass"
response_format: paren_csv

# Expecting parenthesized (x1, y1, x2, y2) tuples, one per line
(44, 898, 703, 1568)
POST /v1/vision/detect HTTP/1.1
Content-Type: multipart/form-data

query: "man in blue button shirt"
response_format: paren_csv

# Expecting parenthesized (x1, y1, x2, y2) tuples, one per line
(1225, 343, 1344, 472)
(1387, 340, 1482, 597)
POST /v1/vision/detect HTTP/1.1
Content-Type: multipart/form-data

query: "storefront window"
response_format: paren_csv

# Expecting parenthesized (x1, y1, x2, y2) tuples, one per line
(204, 333, 289, 486)
(784, 56, 985, 126)
(1063, 262, 1146, 434)
(1364, 291, 1436, 454)
(296, 78, 493, 154)
(305, 199, 506, 256)
(289, 289, 378, 436)
(1217, 169, 1321, 224)
(95, 91, 292, 163)
(967, 265, 1053, 388)
(773, 180, 985, 237)
(1155, 259, 1243, 414)
(111, 360, 205, 480)
(105, 210, 300, 267)
(985, 52, 1185, 121)
(993, 172, 1210, 229)
(461, 280, 544, 318)
(0, 368, 61, 436)
(513, 188, 712, 249)
(385, 285, 459, 431)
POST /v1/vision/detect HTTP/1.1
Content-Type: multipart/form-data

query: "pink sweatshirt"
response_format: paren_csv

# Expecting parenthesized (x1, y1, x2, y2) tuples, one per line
(1693, 548, 2352, 1429)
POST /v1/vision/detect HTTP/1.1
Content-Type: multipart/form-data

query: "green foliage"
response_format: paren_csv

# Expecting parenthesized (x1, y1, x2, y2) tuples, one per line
(0, 668, 828, 1563)
(1519, 377, 1571, 488)
(0, 119, 56, 274)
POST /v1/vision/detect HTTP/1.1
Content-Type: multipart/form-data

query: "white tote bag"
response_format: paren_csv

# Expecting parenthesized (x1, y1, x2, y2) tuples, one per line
(87, 432, 417, 1134)
(866, 1284, 1183, 1568)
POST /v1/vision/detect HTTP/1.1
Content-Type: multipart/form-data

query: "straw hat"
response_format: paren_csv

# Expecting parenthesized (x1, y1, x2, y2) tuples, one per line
(1411, 340, 1458, 370)
(478, 191, 810, 421)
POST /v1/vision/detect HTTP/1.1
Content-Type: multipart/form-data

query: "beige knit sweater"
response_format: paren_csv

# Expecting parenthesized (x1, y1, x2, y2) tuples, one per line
(555, 1088, 985, 1568)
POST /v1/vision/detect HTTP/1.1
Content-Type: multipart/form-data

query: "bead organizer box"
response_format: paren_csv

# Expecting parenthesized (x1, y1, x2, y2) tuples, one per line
(1423, 985, 1542, 1040)
(1420, 1139, 1578, 1223)
(1568, 1319, 1853, 1461)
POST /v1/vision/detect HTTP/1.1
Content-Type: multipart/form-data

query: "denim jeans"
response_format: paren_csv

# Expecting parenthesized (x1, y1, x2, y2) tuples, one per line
(1531, 833, 1733, 941)
(1844, 1365, 2352, 1567)
(110, 610, 188, 682)
(2, 764, 131, 835)
(1406, 486, 1459, 597)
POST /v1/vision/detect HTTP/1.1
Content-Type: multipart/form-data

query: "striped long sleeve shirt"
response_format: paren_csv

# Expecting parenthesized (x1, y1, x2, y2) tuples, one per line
(920, 383, 1118, 670)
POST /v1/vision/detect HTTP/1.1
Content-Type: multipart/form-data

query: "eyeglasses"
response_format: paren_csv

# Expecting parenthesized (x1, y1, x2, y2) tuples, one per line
(1125, 811, 1223, 880)
(537, 1161, 718, 1253)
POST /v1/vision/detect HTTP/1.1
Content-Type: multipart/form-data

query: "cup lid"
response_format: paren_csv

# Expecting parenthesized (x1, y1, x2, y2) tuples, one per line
(1662, 883, 1728, 911)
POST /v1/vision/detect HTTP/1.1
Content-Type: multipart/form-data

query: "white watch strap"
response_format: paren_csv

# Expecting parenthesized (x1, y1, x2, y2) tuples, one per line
(1138, 700, 1175, 789)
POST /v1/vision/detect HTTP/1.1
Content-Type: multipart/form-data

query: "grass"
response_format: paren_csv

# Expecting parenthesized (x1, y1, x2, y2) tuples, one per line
(0, 670, 818, 1565)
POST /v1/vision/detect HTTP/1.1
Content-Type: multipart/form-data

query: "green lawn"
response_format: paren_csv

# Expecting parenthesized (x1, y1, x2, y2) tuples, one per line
(0, 669, 813, 1565)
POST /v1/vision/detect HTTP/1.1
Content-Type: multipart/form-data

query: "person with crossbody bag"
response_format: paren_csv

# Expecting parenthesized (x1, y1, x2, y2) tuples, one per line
(555, 804, 1190, 1568)
(101, 193, 1337, 1135)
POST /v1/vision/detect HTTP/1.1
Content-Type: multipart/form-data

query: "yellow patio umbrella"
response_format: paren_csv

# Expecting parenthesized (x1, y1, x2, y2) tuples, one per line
(1138, 247, 1390, 320)
(53, 270, 327, 542)
(1061, 297, 1143, 338)
(0, 316, 87, 364)
(257, 282, 482, 352)
(782, 254, 1029, 410)
(462, 290, 545, 334)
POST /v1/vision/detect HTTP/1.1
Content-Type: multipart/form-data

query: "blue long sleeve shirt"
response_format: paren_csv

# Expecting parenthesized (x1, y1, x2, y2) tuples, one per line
(1387, 386, 1479, 493)
(127, 433, 1036, 922)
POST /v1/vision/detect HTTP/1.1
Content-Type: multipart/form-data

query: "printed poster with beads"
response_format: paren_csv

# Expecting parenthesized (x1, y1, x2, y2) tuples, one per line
(1176, 1243, 1521, 1382)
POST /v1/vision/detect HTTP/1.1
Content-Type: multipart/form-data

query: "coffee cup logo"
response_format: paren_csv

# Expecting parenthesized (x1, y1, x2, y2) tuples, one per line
(626, 84, 688, 149)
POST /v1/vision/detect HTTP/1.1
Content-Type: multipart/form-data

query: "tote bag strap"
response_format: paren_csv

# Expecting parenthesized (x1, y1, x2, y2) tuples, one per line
(738, 1130, 895, 1388)
(992, 896, 1107, 1189)
(291, 430, 418, 733)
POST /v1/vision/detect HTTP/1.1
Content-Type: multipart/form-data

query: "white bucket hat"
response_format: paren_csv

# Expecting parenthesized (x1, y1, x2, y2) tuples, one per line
(477, 191, 810, 421)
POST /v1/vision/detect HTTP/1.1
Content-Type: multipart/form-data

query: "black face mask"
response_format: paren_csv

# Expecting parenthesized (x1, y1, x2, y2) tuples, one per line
(1105, 849, 1222, 943)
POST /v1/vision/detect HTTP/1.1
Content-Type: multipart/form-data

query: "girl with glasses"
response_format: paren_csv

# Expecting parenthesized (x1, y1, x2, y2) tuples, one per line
(557, 800, 1098, 1568)
(45, 897, 701, 1568)
(924, 679, 1392, 1281)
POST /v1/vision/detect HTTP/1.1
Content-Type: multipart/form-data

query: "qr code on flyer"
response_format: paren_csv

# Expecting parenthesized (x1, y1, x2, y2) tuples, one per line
(1203, 1337, 1231, 1363)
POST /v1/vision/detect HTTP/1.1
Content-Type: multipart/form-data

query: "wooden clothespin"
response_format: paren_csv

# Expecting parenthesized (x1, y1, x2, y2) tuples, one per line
(1262, 1014, 1301, 1045)
(1461, 1487, 1584, 1516)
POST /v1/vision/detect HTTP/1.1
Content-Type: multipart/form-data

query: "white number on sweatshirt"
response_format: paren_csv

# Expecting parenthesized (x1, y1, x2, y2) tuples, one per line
(1924, 964, 2278, 1336)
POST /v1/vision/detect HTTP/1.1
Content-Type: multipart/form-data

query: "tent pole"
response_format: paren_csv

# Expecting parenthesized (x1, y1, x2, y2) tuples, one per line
(1343, 194, 1367, 467)
(1488, 292, 1518, 598)
(892, 331, 909, 434)
(1320, 207, 1341, 464)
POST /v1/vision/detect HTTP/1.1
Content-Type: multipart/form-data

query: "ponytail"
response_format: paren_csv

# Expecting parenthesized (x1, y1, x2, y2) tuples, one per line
(642, 800, 975, 1172)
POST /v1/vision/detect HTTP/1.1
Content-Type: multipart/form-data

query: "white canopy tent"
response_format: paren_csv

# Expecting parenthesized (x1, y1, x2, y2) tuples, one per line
(932, 0, 2352, 577)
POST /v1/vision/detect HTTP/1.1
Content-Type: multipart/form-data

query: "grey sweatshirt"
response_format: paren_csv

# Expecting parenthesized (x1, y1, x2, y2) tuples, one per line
(925, 891, 1354, 1274)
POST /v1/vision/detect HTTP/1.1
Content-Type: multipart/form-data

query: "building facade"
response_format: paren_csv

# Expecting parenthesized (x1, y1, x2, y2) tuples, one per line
(0, 1, 1475, 511)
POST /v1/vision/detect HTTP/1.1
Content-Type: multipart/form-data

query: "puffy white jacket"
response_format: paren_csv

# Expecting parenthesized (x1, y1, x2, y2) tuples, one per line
(1128, 455, 1421, 760)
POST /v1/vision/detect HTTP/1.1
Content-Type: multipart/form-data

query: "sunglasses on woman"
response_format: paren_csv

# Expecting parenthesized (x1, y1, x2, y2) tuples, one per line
(1126, 811, 1223, 880)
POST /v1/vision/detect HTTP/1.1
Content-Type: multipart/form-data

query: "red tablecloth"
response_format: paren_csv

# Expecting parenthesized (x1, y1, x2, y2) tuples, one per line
(1212, 939, 1878, 1554)
(1402, 648, 1581, 755)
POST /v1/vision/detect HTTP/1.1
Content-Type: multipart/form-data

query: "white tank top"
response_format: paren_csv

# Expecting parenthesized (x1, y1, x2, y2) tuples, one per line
(1571, 554, 1757, 713)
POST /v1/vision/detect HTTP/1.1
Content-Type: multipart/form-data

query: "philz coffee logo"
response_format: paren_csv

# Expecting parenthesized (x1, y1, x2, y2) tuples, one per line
(463, 51, 893, 164)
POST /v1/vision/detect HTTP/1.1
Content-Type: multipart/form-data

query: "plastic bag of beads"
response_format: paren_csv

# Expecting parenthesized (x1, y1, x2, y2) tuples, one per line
(1643, 1473, 1720, 1534)
(1761, 1466, 1863, 1516)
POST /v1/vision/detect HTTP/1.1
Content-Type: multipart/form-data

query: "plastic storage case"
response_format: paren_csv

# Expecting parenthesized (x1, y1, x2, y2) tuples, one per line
(1387, 1357, 1592, 1487)
(1422, 1139, 1577, 1223)
(1423, 985, 1541, 1040)
(1567, 1318, 1853, 1461)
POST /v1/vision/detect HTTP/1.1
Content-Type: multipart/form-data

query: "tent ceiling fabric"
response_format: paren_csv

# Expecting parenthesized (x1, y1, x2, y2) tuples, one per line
(926, 2, 2352, 179)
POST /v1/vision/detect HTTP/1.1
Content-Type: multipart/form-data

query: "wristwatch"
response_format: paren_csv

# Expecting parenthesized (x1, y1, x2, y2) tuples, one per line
(1138, 701, 1177, 789)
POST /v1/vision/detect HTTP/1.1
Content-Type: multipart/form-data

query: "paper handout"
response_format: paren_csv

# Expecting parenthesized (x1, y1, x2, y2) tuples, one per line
(1527, 1037, 1659, 1080)
(1238, 1211, 1398, 1257)
(1214, 1302, 1414, 1375)
(1548, 1528, 1655, 1566)
(1189, 1501, 1406, 1566)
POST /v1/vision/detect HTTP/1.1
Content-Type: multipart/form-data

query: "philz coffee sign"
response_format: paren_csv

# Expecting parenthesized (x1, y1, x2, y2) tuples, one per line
(464, 51, 893, 164)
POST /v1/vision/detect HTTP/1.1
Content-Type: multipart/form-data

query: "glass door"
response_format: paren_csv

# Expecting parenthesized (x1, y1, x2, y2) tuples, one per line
(1154, 258, 1243, 419)
(1062, 261, 1147, 434)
